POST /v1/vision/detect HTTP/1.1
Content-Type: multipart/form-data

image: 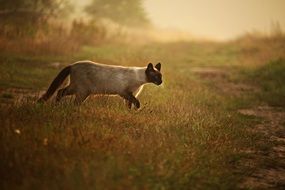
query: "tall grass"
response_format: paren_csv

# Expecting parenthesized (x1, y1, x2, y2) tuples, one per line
(245, 58, 285, 107)
(0, 20, 112, 56)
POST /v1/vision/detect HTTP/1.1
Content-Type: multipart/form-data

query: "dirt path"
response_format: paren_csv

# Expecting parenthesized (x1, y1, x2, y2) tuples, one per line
(238, 106, 285, 189)
(192, 67, 285, 189)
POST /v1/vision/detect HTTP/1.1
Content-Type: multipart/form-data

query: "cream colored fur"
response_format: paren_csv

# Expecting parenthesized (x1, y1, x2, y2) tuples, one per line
(63, 61, 148, 103)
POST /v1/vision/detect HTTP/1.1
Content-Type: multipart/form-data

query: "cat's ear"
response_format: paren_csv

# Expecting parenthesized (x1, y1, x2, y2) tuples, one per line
(155, 63, 161, 71)
(146, 63, 154, 71)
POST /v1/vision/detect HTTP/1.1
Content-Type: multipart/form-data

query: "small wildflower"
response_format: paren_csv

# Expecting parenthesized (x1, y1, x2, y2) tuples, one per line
(14, 129, 21, 135)
(43, 138, 48, 146)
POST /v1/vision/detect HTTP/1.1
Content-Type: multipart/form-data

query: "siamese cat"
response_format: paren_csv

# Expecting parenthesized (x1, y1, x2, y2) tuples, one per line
(38, 61, 162, 108)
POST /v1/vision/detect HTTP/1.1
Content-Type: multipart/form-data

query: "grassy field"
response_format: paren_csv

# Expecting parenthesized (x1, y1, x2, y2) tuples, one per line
(0, 36, 285, 189)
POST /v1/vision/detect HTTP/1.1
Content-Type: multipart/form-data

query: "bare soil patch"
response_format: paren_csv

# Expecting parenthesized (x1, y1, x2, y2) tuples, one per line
(191, 67, 227, 79)
(191, 67, 259, 96)
(0, 88, 43, 105)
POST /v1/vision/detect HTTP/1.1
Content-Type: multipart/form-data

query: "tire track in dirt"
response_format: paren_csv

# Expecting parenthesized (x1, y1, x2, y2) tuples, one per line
(238, 106, 285, 189)
(192, 67, 285, 189)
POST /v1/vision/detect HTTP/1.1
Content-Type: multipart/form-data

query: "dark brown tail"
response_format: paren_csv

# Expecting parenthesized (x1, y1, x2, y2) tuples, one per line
(38, 66, 71, 102)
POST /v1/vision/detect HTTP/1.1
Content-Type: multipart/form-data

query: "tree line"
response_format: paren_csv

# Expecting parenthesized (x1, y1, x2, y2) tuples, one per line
(0, 0, 149, 37)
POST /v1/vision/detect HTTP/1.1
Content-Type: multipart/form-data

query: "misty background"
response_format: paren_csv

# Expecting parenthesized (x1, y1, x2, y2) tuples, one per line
(144, 0, 285, 40)
(1, 0, 285, 42)
(72, 0, 285, 40)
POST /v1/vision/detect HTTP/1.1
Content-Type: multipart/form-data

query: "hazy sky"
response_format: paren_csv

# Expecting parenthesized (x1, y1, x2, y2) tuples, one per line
(144, 0, 285, 40)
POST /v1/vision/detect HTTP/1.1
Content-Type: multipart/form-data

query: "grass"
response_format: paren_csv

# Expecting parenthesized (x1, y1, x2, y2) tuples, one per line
(0, 89, 249, 189)
(0, 35, 285, 189)
(247, 58, 285, 107)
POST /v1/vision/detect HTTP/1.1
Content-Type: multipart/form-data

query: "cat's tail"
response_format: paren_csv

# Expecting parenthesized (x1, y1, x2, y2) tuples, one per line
(38, 66, 71, 102)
